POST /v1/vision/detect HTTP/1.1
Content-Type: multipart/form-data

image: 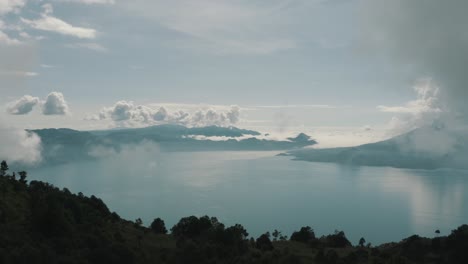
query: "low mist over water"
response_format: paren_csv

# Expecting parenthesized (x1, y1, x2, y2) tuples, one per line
(30, 151, 468, 245)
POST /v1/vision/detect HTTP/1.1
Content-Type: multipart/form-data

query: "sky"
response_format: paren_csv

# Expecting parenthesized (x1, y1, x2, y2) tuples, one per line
(1, 0, 465, 148)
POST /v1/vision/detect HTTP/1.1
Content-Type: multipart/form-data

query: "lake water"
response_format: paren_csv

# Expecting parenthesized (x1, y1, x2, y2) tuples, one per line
(29, 151, 468, 245)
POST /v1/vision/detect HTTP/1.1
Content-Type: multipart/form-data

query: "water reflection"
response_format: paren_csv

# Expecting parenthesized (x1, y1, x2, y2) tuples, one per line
(356, 167, 467, 237)
(29, 152, 468, 245)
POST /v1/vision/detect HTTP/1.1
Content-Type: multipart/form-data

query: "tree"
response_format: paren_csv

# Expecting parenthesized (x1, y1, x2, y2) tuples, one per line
(223, 224, 249, 245)
(272, 229, 281, 241)
(256, 232, 273, 251)
(19, 171, 27, 184)
(323, 230, 351, 248)
(150, 218, 167, 234)
(171, 215, 222, 239)
(290, 226, 316, 244)
(135, 218, 143, 227)
(0, 160, 8, 176)
(359, 237, 366, 247)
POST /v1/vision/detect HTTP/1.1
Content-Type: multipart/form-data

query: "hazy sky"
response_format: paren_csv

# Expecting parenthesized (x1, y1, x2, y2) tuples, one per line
(1, 0, 464, 147)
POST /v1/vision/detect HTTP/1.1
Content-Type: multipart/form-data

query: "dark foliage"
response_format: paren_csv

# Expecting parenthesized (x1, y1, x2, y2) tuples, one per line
(150, 217, 167, 234)
(320, 230, 352, 248)
(290, 226, 318, 246)
(256, 232, 274, 251)
(170, 215, 252, 263)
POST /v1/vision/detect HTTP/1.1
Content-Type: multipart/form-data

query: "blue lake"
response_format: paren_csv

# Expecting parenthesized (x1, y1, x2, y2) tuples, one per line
(30, 151, 468, 245)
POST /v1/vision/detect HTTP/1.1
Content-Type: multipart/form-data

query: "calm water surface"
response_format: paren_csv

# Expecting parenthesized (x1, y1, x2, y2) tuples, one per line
(30, 151, 468, 245)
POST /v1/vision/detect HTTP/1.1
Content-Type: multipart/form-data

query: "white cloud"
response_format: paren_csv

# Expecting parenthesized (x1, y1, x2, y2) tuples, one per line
(0, 124, 42, 165)
(379, 80, 446, 135)
(0, 30, 21, 45)
(6, 95, 40, 115)
(42, 3, 54, 15)
(0, 0, 26, 15)
(21, 4, 97, 39)
(6, 92, 71, 116)
(89, 101, 241, 127)
(378, 79, 442, 115)
(42, 92, 70, 115)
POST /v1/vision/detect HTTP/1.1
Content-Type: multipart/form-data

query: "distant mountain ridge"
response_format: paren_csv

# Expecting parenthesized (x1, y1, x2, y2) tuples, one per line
(89, 124, 261, 138)
(285, 126, 468, 170)
(29, 125, 316, 166)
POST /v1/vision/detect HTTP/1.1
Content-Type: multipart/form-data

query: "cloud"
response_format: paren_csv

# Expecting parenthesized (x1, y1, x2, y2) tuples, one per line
(120, 0, 303, 54)
(380, 80, 445, 135)
(21, 4, 97, 39)
(0, 30, 21, 45)
(0, 0, 26, 15)
(395, 124, 459, 157)
(6, 95, 40, 115)
(0, 123, 42, 165)
(5, 92, 71, 116)
(42, 92, 70, 115)
(378, 79, 443, 115)
(89, 101, 241, 127)
(87, 140, 161, 181)
(360, 0, 468, 116)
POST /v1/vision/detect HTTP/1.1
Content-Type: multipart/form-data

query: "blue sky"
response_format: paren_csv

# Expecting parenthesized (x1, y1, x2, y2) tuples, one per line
(1, 0, 462, 147)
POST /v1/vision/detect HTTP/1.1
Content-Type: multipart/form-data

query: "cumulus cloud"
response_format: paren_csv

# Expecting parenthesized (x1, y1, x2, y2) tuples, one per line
(5, 92, 70, 116)
(42, 92, 70, 115)
(378, 79, 443, 115)
(89, 101, 241, 127)
(361, 0, 468, 116)
(0, 124, 42, 165)
(376, 81, 463, 158)
(21, 4, 96, 39)
(6, 95, 40, 115)
(380, 80, 446, 135)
